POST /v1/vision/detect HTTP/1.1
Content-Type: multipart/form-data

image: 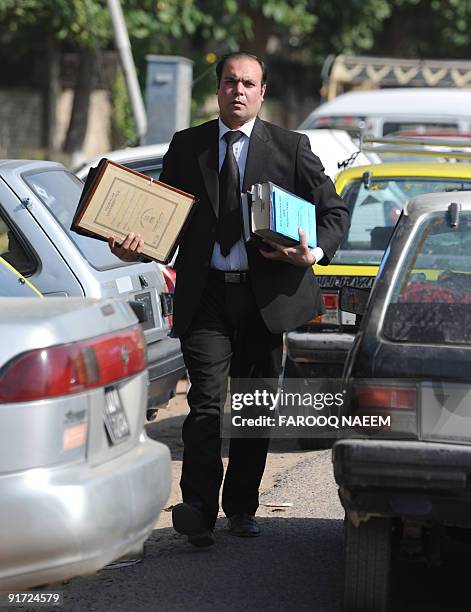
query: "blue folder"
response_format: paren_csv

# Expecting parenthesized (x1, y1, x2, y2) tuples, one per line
(269, 183, 317, 248)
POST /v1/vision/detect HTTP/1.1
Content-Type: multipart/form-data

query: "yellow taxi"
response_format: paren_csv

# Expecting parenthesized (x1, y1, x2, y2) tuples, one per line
(285, 161, 471, 379)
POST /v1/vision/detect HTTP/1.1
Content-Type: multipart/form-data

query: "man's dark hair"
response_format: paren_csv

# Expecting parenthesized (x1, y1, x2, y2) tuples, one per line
(216, 52, 267, 88)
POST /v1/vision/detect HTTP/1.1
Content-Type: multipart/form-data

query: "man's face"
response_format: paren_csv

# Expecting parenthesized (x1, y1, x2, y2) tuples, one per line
(217, 56, 266, 129)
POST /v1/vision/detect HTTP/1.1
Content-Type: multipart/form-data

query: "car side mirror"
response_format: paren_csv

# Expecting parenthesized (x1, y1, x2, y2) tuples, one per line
(339, 286, 370, 315)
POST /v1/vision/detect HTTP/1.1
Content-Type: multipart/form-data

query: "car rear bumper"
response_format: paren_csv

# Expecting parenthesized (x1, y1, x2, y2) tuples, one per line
(333, 438, 471, 527)
(286, 330, 355, 364)
(0, 436, 171, 590)
(146, 335, 186, 405)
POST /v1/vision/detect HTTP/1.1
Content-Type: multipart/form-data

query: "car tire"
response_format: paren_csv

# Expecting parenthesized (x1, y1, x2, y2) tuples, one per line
(343, 515, 391, 612)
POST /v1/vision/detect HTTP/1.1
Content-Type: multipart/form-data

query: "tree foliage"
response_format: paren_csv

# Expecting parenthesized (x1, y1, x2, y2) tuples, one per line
(2, 0, 471, 146)
(0, 0, 110, 45)
(2, 0, 471, 79)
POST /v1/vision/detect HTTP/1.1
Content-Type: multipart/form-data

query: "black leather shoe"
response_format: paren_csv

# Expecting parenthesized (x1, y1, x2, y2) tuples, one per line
(228, 513, 261, 537)
(172, 502, 214, 547)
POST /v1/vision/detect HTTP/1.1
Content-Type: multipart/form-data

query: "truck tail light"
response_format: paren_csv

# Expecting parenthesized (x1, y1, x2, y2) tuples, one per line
(323, 292, 339, 310)
(0, 325, 146, 403)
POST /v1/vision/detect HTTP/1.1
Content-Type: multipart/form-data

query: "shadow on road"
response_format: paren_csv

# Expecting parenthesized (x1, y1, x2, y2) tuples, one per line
(60, 514, 471, 611)
(391, 533, 471, 611)
(63, 517, 343, 612)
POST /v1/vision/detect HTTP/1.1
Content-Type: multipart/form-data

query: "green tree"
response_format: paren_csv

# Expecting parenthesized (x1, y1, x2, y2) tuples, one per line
(0, 0, 111, 156)
(3, 0, 471, 154)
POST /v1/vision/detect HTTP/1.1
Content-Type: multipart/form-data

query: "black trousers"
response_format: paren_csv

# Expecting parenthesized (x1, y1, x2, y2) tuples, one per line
(179, 272, 283, 528)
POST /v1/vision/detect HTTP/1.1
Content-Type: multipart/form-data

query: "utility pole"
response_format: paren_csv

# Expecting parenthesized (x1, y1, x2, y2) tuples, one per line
(107, 0, 147, 143)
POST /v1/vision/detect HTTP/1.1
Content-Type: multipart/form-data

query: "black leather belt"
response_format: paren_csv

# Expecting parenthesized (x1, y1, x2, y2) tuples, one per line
(209, 270, 249, 283)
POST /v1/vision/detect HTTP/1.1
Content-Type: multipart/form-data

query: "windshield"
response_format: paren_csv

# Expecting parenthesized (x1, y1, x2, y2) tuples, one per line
(333, 177, 471, 266)
(382, 121, 460, 136)
(126, 159, 162, 180)
(383, 212, 471, 345)
(307, 116, 366, 136)
(22, 169, 130, 270)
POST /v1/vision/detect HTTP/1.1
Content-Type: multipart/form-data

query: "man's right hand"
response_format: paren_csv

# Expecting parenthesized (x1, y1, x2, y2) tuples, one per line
(108, 232, 144, 262)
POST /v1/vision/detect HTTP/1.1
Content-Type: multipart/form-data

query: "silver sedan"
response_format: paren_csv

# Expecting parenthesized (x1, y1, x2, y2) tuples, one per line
(0, 293, 171, 590)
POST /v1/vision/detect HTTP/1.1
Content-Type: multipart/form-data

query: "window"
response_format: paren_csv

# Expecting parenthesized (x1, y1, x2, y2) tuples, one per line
(126, 159, 162, 180)
(0, 209, 36, 276)
(22, 169, 130, 271)
(382, 121, 459, 136)
(383, 212, 471, 344)
(333, 177, 471, 266)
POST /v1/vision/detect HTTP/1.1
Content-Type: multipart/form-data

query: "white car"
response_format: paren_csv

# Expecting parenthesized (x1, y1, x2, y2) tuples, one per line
(0, 159, 185, 412)
(297, 129, 372, 180)
(74, 142, 170, 182)
(299, 88, 471, 138)
(0, 294, 171, 590)
(74, 129, 367, 185)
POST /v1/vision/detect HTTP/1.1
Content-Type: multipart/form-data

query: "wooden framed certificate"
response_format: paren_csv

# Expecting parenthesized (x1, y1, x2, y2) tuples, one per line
(71, 159, 196, 263)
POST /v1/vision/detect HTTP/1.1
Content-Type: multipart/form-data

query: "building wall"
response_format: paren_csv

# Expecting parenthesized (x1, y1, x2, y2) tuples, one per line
(0, 84, 315, 162)
(55, 89, 112, 165)
(0, 89, 42, 157)
(0, 87, 113, 163)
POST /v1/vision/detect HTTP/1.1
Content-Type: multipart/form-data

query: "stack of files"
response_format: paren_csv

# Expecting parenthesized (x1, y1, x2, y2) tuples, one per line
(242, 182, 317, 249)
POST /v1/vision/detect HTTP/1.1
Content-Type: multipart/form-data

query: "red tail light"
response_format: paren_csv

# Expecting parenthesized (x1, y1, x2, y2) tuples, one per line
(161, 266, 175, 326)
(0, 325, 146, 403)
(161, 266, 176, 294)
(322, 292, 338, 310)
(352, 383, 417, 411)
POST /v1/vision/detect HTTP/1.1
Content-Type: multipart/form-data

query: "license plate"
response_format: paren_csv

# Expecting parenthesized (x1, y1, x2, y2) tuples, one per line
(133, 291, 155, 331)
(104, 388, 130, 445)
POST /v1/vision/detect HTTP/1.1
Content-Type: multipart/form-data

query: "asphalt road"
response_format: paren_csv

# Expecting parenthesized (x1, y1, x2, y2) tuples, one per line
(43, 388, 471, 612)
(62, 448, 345, 612)
(58, 448, 471, 612)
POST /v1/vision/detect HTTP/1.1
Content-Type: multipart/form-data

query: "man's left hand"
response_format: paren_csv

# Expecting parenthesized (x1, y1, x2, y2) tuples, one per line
(259, 227, 316, 267)
(108, 232, 144, 262)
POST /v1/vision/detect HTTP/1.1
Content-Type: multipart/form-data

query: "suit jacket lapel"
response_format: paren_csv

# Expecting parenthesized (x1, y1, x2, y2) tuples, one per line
(196, 119, 219, 218)
(242, 117, 272, 192)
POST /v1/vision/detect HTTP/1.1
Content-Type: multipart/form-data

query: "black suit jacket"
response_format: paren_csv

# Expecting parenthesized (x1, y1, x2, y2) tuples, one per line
(159, 117, 349, 338)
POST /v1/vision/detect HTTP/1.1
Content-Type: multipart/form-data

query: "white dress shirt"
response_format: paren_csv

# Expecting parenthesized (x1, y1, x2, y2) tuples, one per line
(211, 117, 324, 270)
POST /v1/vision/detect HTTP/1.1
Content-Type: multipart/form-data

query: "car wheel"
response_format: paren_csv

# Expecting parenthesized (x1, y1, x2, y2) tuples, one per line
(344, 515, 391, 612)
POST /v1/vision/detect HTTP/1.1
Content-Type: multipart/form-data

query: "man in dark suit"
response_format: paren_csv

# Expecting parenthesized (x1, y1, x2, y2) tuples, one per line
(110, 52, 349, 547)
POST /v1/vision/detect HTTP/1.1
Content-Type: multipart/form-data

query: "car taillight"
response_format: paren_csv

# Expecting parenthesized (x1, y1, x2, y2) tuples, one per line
(350, 381, 418, 436)
(323, 292, 338, 310)
(0, 325, 146, 403)
(161, 266, 175, 326)
(161, 266, 176, 294)
(308, 291, 339, 325)
(352, 383, 417, 411)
